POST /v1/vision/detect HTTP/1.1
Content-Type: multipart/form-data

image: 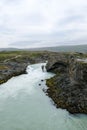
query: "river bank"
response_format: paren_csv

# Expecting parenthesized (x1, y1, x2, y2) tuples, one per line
(0, 63, 87, 130)
(46, 52, 87, 114)
(0, 50, 87, 114)
(0, 51, 49, 84)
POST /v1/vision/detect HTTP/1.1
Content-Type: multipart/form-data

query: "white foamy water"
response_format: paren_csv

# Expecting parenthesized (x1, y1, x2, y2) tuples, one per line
(0, 63, 87, 130)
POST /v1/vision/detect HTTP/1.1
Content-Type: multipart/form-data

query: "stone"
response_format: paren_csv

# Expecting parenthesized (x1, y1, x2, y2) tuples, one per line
(46, 52, 87, 114)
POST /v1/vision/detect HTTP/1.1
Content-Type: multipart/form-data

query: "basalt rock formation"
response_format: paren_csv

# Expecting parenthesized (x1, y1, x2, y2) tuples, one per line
(0, 51, 48, 84)
(46, 53, 87, 114)
(0, 51, 87, 114)
(0, 62, 28, 84)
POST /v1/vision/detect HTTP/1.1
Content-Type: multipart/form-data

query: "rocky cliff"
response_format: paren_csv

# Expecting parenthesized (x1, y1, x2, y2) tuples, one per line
(46, 53, 87, 114)
(0, 51, 48, 84)
(0, 51, 87, 114)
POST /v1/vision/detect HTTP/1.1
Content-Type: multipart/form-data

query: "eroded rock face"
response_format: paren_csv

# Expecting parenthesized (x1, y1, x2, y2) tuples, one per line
(0, 52, 48, 84)
(46, 53, 68, 73)
(0, 62, 28, 84)
(0, 51, 87, 114)
(46, 53, 87, 114)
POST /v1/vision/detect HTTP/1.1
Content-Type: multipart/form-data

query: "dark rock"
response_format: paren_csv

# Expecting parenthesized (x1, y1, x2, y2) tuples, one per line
(0, 51, 87, 114)
(0, 51, 49, 85)
(46, 53, 87, 114)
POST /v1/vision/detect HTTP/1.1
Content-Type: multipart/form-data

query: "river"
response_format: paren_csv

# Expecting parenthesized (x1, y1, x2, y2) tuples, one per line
(0, 63, 87, 130)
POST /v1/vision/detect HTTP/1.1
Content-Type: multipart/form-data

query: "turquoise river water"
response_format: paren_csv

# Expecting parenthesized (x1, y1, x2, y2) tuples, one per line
(0, 63, 87, 130)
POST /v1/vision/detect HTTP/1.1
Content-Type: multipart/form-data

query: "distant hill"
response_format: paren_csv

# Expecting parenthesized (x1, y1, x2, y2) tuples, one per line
(0, 48, 20, 52)
(26, 44, 87, 53)
(0, 44, 87, 52)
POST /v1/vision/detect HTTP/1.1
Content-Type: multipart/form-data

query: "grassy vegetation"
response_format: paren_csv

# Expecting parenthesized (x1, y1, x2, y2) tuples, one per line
(0, 50, 87, 61)
(0, 51, 46, 62)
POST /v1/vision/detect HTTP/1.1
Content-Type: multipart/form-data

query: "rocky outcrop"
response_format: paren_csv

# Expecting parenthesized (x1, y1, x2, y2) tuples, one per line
(0, 62, 28, 84)
(0, 51, 48, 84)
(0, 51, 87, 114)
(46, 53, 87, 114)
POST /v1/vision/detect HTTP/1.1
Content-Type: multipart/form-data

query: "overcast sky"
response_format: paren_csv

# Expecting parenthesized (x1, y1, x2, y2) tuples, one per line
(0, 0, 87, 48)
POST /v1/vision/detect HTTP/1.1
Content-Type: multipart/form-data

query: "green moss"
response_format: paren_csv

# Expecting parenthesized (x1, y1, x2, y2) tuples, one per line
(46, 77, 55, 87)
(0, 79, 7, 84)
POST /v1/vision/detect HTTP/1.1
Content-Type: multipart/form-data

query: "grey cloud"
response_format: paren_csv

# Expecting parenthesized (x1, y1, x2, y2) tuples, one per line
(58, 15, 84, 26)
(4, 0, 22, 5)
(10, 38, 87, 48)
(21, 13, 45, 25)
(10, 41, 42, 47)
(0, 0, 87, 48)
(0, 26, 14, 35)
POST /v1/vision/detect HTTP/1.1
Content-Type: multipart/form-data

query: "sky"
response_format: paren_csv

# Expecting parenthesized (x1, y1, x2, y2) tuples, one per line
(0, 0, 87, 48)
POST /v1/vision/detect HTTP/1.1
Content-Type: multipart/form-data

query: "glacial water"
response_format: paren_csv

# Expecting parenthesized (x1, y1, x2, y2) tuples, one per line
(0, 63, 87, 130)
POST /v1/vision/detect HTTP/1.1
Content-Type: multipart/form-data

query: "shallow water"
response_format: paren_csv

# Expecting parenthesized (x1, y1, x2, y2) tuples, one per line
(0, 63, 87, 130)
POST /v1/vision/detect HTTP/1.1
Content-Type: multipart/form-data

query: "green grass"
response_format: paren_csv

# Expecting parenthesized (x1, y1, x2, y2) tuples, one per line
(0, 50, 87, 63)
(0, 51, 45, 62)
